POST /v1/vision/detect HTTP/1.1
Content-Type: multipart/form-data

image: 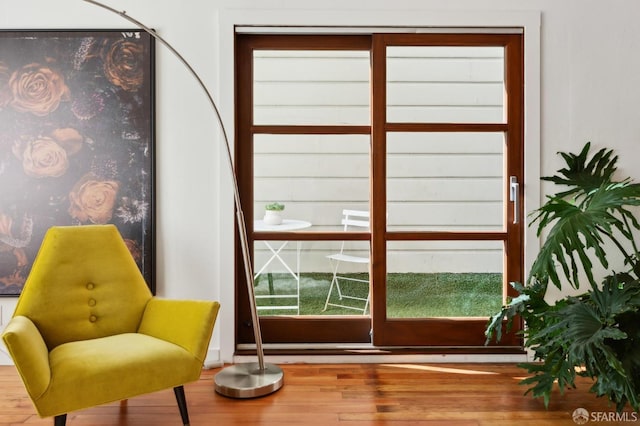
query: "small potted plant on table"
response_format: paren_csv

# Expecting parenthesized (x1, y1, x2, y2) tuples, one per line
(263, 202, 285, 225)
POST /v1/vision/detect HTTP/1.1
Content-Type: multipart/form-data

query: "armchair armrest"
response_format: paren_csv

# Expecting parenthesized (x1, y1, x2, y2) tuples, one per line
(2, 316, 51, 400)
(138, 298, 220, 362)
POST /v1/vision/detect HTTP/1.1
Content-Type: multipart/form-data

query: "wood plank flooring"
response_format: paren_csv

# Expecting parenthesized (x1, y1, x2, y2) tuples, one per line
(0, 363, 631, 425)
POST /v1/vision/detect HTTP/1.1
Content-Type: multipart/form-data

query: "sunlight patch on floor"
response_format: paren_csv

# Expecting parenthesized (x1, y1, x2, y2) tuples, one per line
(382, 363, 500, 375)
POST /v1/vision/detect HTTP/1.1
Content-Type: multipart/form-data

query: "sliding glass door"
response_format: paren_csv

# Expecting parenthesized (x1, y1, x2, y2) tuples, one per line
(235, 32, 524, 350)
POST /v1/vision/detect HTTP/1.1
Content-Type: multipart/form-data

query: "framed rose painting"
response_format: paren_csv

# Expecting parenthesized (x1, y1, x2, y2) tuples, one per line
(0, 30, 155, 295)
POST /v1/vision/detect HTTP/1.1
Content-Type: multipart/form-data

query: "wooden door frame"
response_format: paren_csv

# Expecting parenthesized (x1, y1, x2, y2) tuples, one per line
(234, 32, 525, 351)
(235, 34, 373, 346)
(370, 33, 524, 348)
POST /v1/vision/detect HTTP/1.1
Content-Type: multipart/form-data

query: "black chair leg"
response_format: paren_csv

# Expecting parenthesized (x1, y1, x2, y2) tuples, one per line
(174, 386, 190, 426)
(54, 414, 67, 426)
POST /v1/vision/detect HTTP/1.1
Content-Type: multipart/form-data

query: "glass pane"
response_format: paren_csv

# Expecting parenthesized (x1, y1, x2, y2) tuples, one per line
(387, 46, 505, 123)
(386, 240, 504, 318)
(254, 134, 370, 231)
(253, 50, 370, 125)
(254, 239, 370, 316)
(387, 132, 505, 231)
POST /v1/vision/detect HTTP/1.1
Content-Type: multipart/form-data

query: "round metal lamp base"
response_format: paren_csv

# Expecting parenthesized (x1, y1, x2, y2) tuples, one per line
(214, 363, 284, 399)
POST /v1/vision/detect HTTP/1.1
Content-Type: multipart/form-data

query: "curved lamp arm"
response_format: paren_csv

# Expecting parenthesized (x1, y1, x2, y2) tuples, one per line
(81, 0, 265, 370)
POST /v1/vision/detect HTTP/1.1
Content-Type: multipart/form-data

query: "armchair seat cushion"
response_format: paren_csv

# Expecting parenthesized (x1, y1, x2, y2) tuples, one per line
(36, 333, 202, 417)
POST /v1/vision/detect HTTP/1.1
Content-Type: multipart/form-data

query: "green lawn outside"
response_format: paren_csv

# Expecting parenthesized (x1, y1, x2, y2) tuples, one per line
(255, 272, 503, 317)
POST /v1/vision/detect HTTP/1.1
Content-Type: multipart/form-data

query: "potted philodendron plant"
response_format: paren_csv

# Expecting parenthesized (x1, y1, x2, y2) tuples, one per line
(263, 202, 285, 225)
(485, 142, 640, 412)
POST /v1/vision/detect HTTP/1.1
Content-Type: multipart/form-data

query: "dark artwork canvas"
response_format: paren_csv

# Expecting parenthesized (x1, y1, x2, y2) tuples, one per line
(0, 30, 155, 295)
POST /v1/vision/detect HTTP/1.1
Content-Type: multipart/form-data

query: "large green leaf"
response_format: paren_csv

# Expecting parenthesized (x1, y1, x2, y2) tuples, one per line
(530, 145, 640, 290)
(541, 142, 618, 199)
(484, 281, 548, 344)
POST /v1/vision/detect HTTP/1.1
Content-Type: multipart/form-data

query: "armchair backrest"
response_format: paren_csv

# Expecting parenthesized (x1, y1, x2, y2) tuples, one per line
(13, 225, 152, 350)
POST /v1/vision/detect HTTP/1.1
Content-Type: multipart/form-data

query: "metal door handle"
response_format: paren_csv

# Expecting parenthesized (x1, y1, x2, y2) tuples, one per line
(509, 176, 519, 224)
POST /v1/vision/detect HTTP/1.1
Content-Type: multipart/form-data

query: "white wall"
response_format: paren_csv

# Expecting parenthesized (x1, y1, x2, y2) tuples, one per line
(2, 0, 640, 364)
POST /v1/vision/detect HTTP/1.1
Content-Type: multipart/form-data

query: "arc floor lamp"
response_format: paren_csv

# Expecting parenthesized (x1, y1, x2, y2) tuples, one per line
(83, 0, 284, 398)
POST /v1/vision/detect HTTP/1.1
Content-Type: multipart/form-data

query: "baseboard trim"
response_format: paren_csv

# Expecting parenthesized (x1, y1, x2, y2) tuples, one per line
(233, 352, 529, 364)
(232, 343, 529, 364)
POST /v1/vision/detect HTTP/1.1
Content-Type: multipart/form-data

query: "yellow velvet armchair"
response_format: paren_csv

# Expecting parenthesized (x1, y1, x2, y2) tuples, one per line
(1, 225, 220, 426)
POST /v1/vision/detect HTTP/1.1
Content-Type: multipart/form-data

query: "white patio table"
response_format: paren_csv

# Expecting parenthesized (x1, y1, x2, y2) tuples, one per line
(253, 219, 312, 314)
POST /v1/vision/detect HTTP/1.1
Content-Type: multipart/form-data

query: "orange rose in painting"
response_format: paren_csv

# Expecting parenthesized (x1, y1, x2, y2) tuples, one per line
(103, 40, 145, 92)
(9, 63, 70, 116)
(20, 137, 69, 178)
(69, 174, 119, 224)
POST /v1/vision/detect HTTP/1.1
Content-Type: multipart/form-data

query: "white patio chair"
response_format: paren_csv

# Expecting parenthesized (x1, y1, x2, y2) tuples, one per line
(323, 209, 370, 314)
